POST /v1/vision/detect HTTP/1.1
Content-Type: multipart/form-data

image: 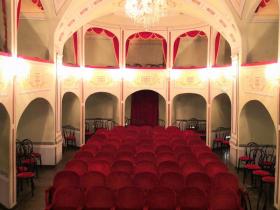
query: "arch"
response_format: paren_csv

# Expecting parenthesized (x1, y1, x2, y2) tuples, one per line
(0, 103, 10, 175)
(84, 27, 119, 68)
(125, 32, 167, 68)
(239, 100, 276, 145)
(211, 93, 231, 131)
(173, 30, 208, 68)
(172, 93, 207, 124)
(125, 89, 166, 126)
(54, 1, 241, 54)
(17, 98, 55, 142)
(62, 92, 81, 129)
(214, 32, 232, 66)
(85, 92, 120, 125)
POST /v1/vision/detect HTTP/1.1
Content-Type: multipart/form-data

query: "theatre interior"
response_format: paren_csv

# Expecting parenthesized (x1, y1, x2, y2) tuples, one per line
(1, 0, 280, 209)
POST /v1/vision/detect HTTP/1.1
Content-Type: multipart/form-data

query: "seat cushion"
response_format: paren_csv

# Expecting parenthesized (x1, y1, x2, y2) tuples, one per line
(253, 170, 270, 176)
(17, 172, 35, 178)
(244, 164, 260, 170)
(262, 176, 275, 183)
(239, 156, 252, 161)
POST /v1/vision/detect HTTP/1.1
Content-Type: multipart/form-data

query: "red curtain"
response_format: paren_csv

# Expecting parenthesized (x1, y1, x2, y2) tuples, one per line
(173, 30, 206, 63)
(131, 90, 159, 126)
(1, 0, 7, 51)
(126, 32, 167, 62)
(31, 0, 44, 10)
(214, 32, 221, 65)
(255, 0, 270, 13)
(73, 32, 78, 65)
(17, 0, 22, 28)
(87, 27, 119, 64)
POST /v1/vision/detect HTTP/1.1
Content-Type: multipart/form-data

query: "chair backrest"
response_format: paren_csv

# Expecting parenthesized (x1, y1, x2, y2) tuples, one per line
(95, 152, 114, 163)
(136, 152, 156, 163)
(116, 151, 135, 162)
(111, 160, 134, 174)
(85, 186, 114, 210)
(65, 159, 88, 176)
(155, 145, 173, 154)
(135, 161, 158, 175)
(133, 172, 158, 192)
(178, 187, 208, 210)
(157, 153, 177, 164)
(87, 160, 111, 176)
(158, 161, 181, 175)
(53, 170, 80, 189)
(106, 172, 133, 191)
(74, 151, 94, 160)
(116, 187, 145, 210)
(80, 171, 106, 191)
(178, 153, 198, 167)
(185, 172, 211, 194)
(160, 172, 185, 192)
(21, 139, 33, 157)
(52, 187, 85, 210)
(205, 162, 228, 177)
(147, 187, 176, 210)
(182, 162, 204, 177)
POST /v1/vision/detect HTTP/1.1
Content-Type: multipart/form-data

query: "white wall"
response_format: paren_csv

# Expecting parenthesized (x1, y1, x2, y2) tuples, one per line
(174, 36, 208, 67)
(211, 94, 231, 129)
(17, 98, 55, 143)
(126, 39, 164, 67)
(63, 36, 75, 64)
(239, 101, 276, 145)
(0, 105, 10, 175)
(246, 22, 278, 63)
(216, 35, 231, 66)
(173, 94, 206, 122)
(62, 92, 80, 129)
(85, 34, 117, 67)
(17, 19, 50, 60)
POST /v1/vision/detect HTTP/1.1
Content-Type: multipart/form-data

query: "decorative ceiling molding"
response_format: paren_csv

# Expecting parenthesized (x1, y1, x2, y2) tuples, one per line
(53, 0, 67, 15)
(230, 0, 246, 17)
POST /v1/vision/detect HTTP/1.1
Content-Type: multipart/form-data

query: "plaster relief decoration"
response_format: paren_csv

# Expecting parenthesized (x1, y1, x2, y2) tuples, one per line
(132, 71, 165, 88)
(230, 0, 245, 17)
(53, 0, 66, 14)
(0, 72, 8, 96)
(89, 71, 113, 87)
(62, 75, 80, 90)
(243, 68, 274, 96)
(20, 69, 51, 92)
(214, 73, 232, 93)
(174, 71, 205, 89)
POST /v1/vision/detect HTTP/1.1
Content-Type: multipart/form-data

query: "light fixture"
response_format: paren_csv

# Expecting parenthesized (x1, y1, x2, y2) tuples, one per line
(125, 0, 168, 30)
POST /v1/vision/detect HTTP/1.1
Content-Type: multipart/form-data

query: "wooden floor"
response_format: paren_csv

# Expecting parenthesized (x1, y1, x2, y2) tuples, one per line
(0, 147, 276, 210)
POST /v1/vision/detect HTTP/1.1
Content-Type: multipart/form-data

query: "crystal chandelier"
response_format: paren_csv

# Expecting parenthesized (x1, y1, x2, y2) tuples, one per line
(125, 0, 168, 29)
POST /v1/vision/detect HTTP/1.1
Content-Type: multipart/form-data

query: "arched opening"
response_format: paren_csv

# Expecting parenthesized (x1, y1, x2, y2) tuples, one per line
(17, 98, 55, 142)
(214, 33, 232, 66)
(0, 1, 9, 53)
(245, 0, 279, 63)
(172, 93, 207, 138)
(173, 31, 208, 68)
(126, 32, 167, 69)
(62, 92, 81, 147)
(84, 27, 119, 68)
(17, 0, 50, 61)
(211, 94, 231, 150)
(0, 104, 10, 176)
(125, 90, 166, 127)
(239, 100, 276, 146)
(85, 92, 119, 134)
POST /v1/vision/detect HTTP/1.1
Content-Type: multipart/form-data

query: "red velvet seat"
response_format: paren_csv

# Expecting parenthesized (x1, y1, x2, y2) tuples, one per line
(80, 171, 106, 191)
(178, 153, 197, 166)
(112, 160, 134, 174)
(17, 171, 35, 196)
(147, 187, 177, 210)
(209, 189, 241, 210)
(116, 187, 145, 210)
(157, 152, 177, 165)
(65, 160, 88, 176)
(135, 161, 157, 175)
(85, 187, 114, 210)
(178, 187, 208, 210)
(136, 152, 156, 163)
(212, 172, 239, 193)
(45, 170, 80, 205)
(205, 162, 228, 177)
(182, 162, 204, 177)
(45, 187, 84, 210)
(133, 172, 158, 192)
(185, 172, 211, 194)
(158, 161, 181, 175)
(74, 151, 94, 160)
(106, 172, 133, 191)
(159, 172, 185, 192)
(87, 160, 111, 176)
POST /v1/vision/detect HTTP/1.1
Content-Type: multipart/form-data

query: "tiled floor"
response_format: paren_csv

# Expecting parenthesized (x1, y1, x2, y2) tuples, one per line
(1, 147, 277, 210)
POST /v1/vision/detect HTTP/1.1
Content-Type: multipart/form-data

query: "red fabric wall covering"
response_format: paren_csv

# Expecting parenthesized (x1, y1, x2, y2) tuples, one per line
(73, 31, 78, 65)
(173, 30, 206, 68)
(31, 0, 44, 10)
(17, 0, 22, 28)
(126, 32, 167, 65)
(255, 0, 270, 13)
(85, 65, 119, 69)
(87, 27, 119, 65)
(131, 90, 159, 126)
(241, 60, 277, 67)
(18, 55, 54, 63)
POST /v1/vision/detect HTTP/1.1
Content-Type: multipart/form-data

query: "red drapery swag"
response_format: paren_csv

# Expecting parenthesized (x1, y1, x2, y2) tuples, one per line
(214, 32, 221, 66)
(17, 0, 43, 27)
(87, 27, 119, 64)
(255, 0, 270, 13)
(126, 32, 167, 63)
(173, 30, 206, 63)
(73, 32, 78, 65)
(1, 0, 8, 51)
(131, 90, 159, 126)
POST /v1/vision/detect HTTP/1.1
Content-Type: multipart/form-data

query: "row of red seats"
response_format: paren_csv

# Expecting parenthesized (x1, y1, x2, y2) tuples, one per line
(46, 185, 241, 210)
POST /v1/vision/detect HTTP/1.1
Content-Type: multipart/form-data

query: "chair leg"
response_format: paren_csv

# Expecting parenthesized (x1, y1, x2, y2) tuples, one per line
(237, 159, 241, 173)
(243, 168, 247, 184)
